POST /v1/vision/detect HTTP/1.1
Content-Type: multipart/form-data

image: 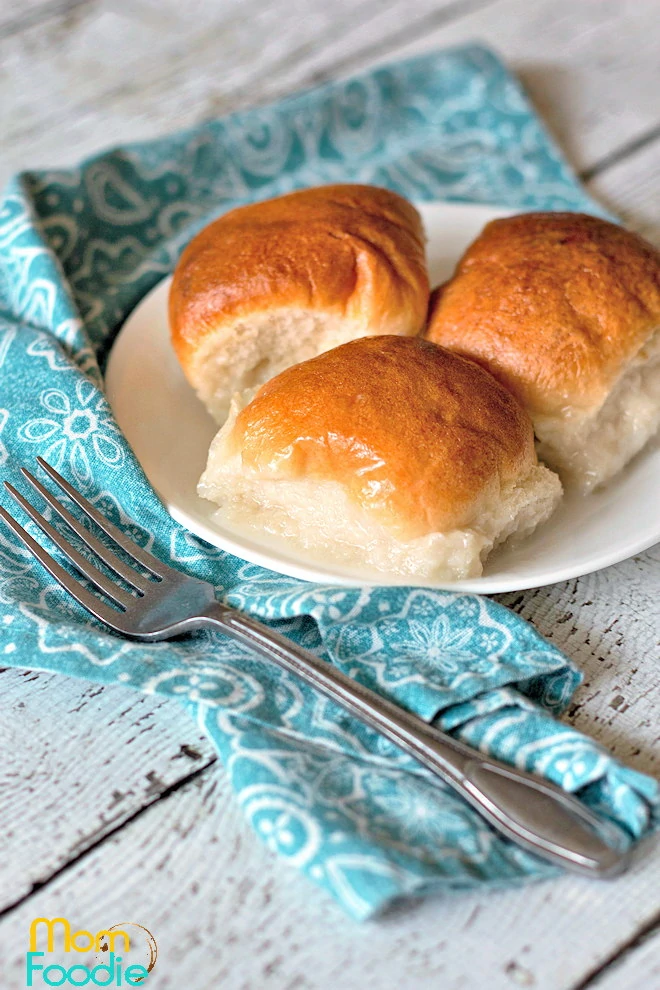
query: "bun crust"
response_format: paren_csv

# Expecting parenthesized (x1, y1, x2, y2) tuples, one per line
(170, 184, 429, 419)
(426, 213, 660, 416)
(226, 335, 536, 538)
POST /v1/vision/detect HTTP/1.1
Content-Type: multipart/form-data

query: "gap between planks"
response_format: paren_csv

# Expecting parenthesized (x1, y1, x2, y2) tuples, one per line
(3, 0, 660, 185)
(574, 908, 660, 990)
(1, 0, 659, 984)
(0, 0, 92, 41)
(0, 753, 217, 922)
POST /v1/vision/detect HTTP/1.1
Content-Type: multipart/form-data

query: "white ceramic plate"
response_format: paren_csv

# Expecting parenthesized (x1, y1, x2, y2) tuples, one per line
(105, 201, 660, 592)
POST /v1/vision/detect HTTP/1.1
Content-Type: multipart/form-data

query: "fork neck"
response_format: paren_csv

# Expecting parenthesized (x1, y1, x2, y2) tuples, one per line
(198, 599, 473, 780)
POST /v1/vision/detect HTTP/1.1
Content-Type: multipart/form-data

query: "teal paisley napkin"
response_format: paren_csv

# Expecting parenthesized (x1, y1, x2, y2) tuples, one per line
(0, 44, 657, 919)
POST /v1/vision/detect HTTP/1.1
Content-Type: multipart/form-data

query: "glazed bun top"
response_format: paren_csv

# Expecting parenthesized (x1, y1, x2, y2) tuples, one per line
(225, 335, 536, 539)
(170, 183, 430, 372)
(426, 212, 660, 416)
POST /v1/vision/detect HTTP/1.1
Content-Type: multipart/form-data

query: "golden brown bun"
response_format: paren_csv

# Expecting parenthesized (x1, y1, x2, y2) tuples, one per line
(426, 212, 660, 417)
(226, 335, 537, 539)
(169, 184, 430, 419)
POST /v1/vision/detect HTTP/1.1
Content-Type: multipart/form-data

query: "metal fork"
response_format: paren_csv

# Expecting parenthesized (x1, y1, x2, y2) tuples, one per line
(1, 458, 632, 879)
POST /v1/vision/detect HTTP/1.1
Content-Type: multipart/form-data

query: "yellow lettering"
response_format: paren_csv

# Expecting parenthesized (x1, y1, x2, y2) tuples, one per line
(29, 918, 71, 952)
(95, 929, 131, 953)
(71, 929, 95, 952)
(29, 918, 132, 955)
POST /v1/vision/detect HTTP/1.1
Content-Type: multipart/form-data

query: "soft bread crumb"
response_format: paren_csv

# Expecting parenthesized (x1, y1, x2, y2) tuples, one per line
(198, 393, 562, 581)
(189, 309, 366, 423)
(170, 184, 430, 424)
(425, 214, 660, 492)
(535, 326, 660, 491)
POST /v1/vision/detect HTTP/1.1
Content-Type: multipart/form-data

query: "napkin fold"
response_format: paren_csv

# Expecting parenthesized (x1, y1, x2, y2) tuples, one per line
(0, 43, 657, 919)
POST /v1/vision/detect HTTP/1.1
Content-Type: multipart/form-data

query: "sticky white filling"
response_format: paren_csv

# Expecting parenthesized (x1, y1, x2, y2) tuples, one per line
(535, 326, 660, 491)
(198, 396, 562, 581)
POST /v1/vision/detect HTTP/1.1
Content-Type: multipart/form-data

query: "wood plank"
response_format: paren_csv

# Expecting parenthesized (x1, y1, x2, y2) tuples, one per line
(0, 0, 90, 37)
(584, 923, 660, 990)
(0, 0, 466, 187)
(0, 165, 659, 990)
(0, 542, 658, 986)
(0, 668, 215, 911)
(587, 139, 660, 246)
(308, 0, 660, 175)
(1, 0, 659, 189)
(0, 759, 658, 990)
(496, 546, 660, 781)
(1, 1, 660, 986)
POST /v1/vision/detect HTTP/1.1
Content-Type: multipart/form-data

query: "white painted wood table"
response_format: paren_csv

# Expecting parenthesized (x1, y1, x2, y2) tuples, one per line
(1, 1, 659, 987)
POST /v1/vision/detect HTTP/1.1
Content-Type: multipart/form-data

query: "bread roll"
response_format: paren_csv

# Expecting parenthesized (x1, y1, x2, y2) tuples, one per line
(170, 184, 429, 423)
(198, 336, 562, 581)
(426, 212, 660, 491)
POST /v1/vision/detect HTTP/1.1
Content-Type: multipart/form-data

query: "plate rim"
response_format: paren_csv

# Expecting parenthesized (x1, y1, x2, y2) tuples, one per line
(105, 200, 660, 592)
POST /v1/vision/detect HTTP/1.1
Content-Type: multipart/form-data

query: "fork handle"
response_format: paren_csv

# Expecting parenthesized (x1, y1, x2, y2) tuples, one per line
(204, 603, 629, 879)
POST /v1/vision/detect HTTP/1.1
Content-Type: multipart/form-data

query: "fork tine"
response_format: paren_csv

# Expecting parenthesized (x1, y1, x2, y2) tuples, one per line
(36, 458, 166, 577)
(0, 504, 125, 629)
(5, 483, 133, 610)
(21, 468, 149, 594)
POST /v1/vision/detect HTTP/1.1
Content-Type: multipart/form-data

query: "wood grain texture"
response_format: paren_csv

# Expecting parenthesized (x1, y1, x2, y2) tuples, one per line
(496, 547, 660, 780)
(0, 0, 90, 37)
(586, 924, 660, 990)
(1, 0, 660, 987)
(587, 139, 660, 247)
(0, 761, 658, 990)
(318, 0, 660, 175)
(0, 548, 658, 988)
(2, 0, 660, 186)
(0, 0, 463, 186)
(0, 668, 215, 911)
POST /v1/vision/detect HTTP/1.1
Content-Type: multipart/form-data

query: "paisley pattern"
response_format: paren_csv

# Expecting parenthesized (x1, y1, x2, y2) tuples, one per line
(0, 45, 656, 919)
